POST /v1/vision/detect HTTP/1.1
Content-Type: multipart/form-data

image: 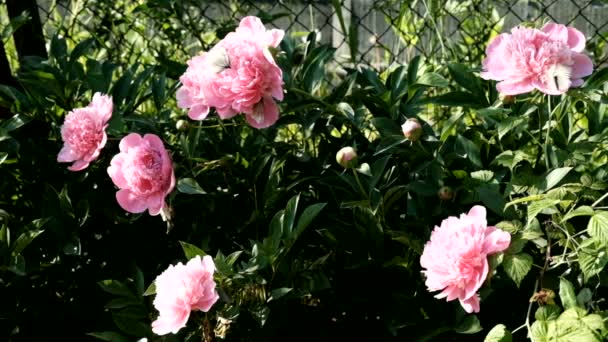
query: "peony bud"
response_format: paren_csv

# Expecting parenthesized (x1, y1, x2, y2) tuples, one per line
(176, 120, 189, 131)
(437, 186, 454, 201)
(336, 147, 358, 169)
(402, 118, 423, 141)
(501, 94, 515, 105)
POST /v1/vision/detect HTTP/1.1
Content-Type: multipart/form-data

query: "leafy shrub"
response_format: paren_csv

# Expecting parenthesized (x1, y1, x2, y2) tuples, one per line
(1, 6, 608, 342)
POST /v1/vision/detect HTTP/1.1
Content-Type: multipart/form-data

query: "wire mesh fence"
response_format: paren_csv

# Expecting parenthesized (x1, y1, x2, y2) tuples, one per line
(2, 0, 608, 75)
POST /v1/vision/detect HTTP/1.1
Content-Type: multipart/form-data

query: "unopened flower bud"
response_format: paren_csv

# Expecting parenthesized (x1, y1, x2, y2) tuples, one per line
(501, 94, 515, 105)
(336, 147, 358, 169)
(176, 120, 189, 131)
(438, 186, 454, 201)
(402, 118, 423, 142)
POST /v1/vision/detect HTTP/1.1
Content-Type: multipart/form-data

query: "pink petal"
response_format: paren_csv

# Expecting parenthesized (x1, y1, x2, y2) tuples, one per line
(464, 259, 488, 299)
(143, 133, 165, 152)
(119, 133, 143, 153)
(532, 78, 566, 96)
(176, 87, 194, 109)
(541, 23, 569, 44)
(467, 206, 487, 220)
(567, 27, 586, 52)
(459, 295, 480, 313)
(480, 33, 511, 80)
(192, 292, 219, 312)
(570, 53, 593, 79)
(238, 16, 266, 34)
(571, 79, 584, 87)
(267, 29, 285, 47)
(246, 97, 279, 129)
(146, 193, 165, 216)
(151, 309, 190, 335)
(107, 154, 128, 188)
(57, 146, 76, 163)
(496, 79, 536, 95)
(202, 255, 216, 273)
(116, 189, 148, 213)
(483, 227, 511, 255)
(68, 160, 89, 172)
(90, 93, 113, 123)
(188, 104, 210, 121)
(216, 106, 239, 120)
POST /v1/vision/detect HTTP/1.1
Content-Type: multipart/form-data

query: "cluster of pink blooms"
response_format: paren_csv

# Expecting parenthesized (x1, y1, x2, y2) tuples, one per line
(420, 206, 511, 313)
(152, 255, 219, 335)
(57, 93, 175, 217)
(177, 16, 285, 129)
(56, 18, 599, 335)
(481, 23, 593, 95)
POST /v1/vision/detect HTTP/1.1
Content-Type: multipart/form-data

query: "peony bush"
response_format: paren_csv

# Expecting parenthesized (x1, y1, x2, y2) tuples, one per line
(0, 11, 607, 342)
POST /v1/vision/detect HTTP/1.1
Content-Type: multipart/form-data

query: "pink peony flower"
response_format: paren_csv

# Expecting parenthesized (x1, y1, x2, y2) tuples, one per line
(57, 93, 113, 171)
(107, 133, 175, 216)
(420, 206, 511, 313)
(177, 16, 284, 129)
(152, 255, 219, 335)
(481, 23, 593, 95)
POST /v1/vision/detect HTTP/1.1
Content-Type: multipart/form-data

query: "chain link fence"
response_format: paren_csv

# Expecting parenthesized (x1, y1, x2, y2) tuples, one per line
(2, 0, 608, 76)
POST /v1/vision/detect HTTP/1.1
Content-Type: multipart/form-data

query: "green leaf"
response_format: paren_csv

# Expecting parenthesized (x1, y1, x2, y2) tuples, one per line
(11, 228, 45, 256)
(293, 203, 326, 241)
(484, 324, 512, 342)
(537, 167, 572, 192)
(407, 56, 422, 86)
(448, 63, 484, 97)
(561, 206, 594, 223)
(535, 304, 561, 321)
(428, 91, 484, 108)
(179, 241, 207, 259)
(559, 278, 577, 310)
(269, 209, 285, 250)
(455, 315, 482, 334)
(177, 178, 207, 195)
(283, 195, 300, 238)
(111, 307, 150, 337)
(416, 72, 449, 87)
(98, 280, 134, 297)
(336, 102, 355, 121)
(0, 224, 9, 246)
(502, 253, 533, 287)
(527, 199, 561, 226)
(87, 331, 130, 342)
(105, 297, 141, 309)
(577, 288, 593, 307)
(578, 239, 608, 281)
(477, 185, 506, 215)
(268, 287, 292, 302)
(456, 135, 482, 167)
(471, 170, 494, 182)
(371, 117, 402, 137)
(1, 114, 30, 133)
(533, 307, 607, 341)
(143, 282, 156, 296)
(133, 266, 144, 296)
(440, 111, 465, 141)
(588, 211, 608, 246)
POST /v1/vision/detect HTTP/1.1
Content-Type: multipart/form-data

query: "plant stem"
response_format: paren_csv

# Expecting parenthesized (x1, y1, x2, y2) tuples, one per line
(544, 95, 552, 169)
(352, 168, 369, 200)
(592, 192, 608, 207)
